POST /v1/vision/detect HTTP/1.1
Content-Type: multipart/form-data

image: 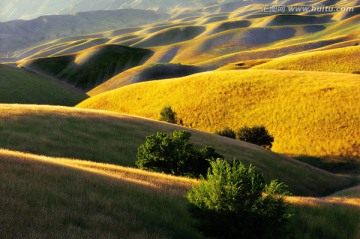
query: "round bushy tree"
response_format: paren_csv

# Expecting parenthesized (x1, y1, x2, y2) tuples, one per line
(215, 127, 236, 139)
(136, 130, 223, 177)
(160, 106, 177, 124)
(236, 125, 274, 149)
(187, 159, 292, 239)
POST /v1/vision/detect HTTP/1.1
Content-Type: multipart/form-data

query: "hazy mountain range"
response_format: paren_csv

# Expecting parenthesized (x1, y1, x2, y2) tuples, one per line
(0, 0, 229, 22)
(0, 9, 167, 56)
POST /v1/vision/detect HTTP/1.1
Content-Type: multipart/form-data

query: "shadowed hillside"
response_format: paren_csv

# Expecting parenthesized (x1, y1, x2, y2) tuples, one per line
(0, 149, 203, 239)
(0, 64, 87, 105)
(89, 63, 204, 96)
(19, 45, 153, 90)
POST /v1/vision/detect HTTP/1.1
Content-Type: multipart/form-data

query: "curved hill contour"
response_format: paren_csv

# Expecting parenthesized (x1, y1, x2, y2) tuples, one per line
(253, 46, 360, 73)
(77, 69, 360, 160)
(88, 63, 204, 96)
(0, 104, 352, 196)
(19, 44, 153, 90)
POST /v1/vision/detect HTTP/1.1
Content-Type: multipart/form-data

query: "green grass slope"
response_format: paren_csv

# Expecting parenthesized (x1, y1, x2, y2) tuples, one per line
(0, 64, 87, 105)
(253, 45, 360, 73)
(88, 63, 204, 96)
(0, 104, 353, 196)
(0, 149, 202, 239)
(19, 44, 153, 90)
(77, 70, 360, 163)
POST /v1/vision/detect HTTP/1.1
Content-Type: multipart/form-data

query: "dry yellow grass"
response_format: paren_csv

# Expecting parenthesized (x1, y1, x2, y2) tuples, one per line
(0, 149, 195, 195)
(253, 46, 360, 73)
(2, 148, 357, 238)
(77, 69, 360, 159)
(1, 103, 353, 196)
(286, 196, 360, 208)
(0, 149, 203, 239)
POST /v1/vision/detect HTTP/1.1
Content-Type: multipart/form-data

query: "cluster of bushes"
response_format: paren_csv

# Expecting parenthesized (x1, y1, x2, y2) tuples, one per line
(187, 159, 292, 239)
(136, 130, 223, 178)
(215, 125, 274, 149)
(136, 129, 292, 238)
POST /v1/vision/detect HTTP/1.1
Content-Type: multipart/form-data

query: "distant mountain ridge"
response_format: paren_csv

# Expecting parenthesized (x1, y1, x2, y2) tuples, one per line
(0, 0, 230, 22)
(0, 9, 166, 56)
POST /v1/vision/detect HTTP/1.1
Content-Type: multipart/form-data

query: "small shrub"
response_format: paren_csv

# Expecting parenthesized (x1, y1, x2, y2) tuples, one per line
(215, 127, 236, 139)
(136, 130, 223, 177)
(160, 106, 177, 124)
(236, 125, 274, 149)
(187, 159, 292, 239)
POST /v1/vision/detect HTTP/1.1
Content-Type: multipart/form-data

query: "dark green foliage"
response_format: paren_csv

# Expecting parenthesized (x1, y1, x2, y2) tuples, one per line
(135, 130, 223, 177)
(236, 125, 274, 149)
(187, 159, 292, 239)
(215, 127, 236, 139)
(160, 106, 177, 124)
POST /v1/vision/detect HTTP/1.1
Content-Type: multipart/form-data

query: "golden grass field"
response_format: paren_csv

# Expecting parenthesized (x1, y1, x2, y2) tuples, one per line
(0, 104, 352, 196)
(1, 0, 360, 238)
(1, 148, 359, 238)
(77, 69, 360, 161)
(253, 46, 360, 73)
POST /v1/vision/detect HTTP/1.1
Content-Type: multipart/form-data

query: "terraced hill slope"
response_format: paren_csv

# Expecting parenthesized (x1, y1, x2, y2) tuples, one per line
(0, 64, 87, 105)
(0, 104, 352, 196)
(77, 70, 360, 162)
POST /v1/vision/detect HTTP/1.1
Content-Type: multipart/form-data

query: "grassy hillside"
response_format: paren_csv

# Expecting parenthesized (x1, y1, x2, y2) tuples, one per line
(77, 70, 360, 162)
(133, 26, 206, 48)
(253, 46, 360, 73)
(0, 64, 87, 105)
(0, 149, 202, 239)
(1, 149, 359, 238)
(89, 63, 204, 96)
(9, 0, 359, 70)
(19, 44, 153, 90)
(0, 104, 353, 196)
(287, 196, 360, 239)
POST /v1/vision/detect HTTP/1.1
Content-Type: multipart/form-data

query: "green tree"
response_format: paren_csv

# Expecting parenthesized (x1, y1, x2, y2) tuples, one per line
(159, 106, 177, 124)
(136, 130, 223, 177)
(187, 159, 292, 239)
(215, 127, 236, 139)
(236, 125, 274, 149)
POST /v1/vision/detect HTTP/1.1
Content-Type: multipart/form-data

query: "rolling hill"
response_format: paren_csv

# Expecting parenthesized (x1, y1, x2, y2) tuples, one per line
(253, 45, 360, 73)
(1, 0, 360, 238)
(0, 9, 166, 56)
(0, 148, 359, 239)
(0, 64, 87, 105)
(0, 149, 202, 239)
(88, 63, 204, 96)
(77, 69, 360, 162)
(18, 44, 153, 90)
(0, 104, 353, 196)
